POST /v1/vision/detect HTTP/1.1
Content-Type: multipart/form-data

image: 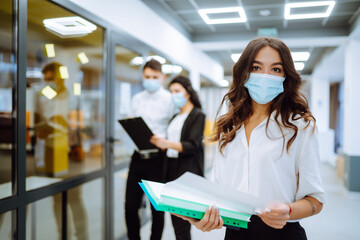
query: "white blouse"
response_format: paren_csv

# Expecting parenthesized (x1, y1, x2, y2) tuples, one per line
(166, 113, 189, 158)
(210, 113, 326, 219)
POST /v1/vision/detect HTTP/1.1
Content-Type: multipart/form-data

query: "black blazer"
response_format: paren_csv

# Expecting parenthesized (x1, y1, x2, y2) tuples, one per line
(167, 107, 205, 178)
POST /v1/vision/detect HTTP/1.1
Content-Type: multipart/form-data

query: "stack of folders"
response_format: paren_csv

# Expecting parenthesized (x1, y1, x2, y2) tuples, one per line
(139, 172, 267, 229)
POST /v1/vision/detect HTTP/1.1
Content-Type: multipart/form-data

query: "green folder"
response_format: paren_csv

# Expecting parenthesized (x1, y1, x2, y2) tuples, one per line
(139, 180, 251, 229)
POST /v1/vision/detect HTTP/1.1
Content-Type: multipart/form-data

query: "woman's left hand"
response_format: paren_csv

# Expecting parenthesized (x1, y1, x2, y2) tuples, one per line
(150, 135, 167, 150)
(256, 203, 290, 229)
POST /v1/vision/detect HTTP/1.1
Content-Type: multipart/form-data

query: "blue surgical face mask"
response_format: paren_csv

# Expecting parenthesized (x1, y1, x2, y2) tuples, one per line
(171, 92, 188, 108)
(143, 79, 160, 92)
(244, 73, 285, 104)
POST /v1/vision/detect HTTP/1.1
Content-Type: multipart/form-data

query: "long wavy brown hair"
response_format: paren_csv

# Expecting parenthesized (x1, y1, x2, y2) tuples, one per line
(210, 37, 315, 154)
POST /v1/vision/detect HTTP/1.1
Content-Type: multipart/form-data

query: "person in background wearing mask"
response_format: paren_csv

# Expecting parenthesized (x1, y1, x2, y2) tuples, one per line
(35, 62, 69, 170)
(175, 37, 326, 240)
(35, 62, 88, 240)
(125, 59, 177, 240)
(150, 76, 205, 240)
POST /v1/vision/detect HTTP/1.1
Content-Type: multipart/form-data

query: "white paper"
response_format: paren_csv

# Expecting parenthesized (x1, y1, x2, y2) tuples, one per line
(145, 181, 165, 200)
(161, 172, 268, 215)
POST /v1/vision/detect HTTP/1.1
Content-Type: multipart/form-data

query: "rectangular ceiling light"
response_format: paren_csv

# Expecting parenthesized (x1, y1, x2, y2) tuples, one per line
(162, 64, 183, 74)
(219, 79, 229, 87)
(77, 52, 89, 64)
(73, 83, 82, 96)
(198, 7, 247, 24)
(294, 62, 305, 71)
(59, 66, 69, 79)
(285, 1, 335, 20)
(41, 85, 57, 100)
(44, 44, 55, 58)
(130, 55, 166, 65)
(43, 16, 97, 38)
(291, 52, 310, 61)
(231, 53, 242, 62)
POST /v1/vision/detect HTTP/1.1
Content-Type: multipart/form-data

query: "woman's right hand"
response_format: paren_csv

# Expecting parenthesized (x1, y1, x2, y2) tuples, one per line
(150, 135, 167, 150)
(172, 206, 223, 232)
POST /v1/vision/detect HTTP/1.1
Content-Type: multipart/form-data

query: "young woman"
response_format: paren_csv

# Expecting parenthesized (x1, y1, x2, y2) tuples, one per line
(174, 37, 326, 239)
(150, 76, 205, 240)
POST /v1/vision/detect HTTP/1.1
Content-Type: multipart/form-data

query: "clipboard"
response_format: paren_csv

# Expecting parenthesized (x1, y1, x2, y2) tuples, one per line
(118, 117, 158, 153)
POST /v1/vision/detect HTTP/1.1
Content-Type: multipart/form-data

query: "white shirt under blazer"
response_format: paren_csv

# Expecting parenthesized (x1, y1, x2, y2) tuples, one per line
(211, 112, 326, 220)
(167, 113, 189, 158)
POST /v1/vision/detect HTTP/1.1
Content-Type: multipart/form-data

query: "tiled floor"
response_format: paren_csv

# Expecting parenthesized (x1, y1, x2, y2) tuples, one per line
(140, 163, 360, 240)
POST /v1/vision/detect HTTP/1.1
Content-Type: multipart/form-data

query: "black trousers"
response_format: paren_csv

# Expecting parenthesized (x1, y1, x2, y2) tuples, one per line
(171, 214, 191, 240)
(167, 157, 192, 240)
(125, 152, 165, 240)
(224, 215, 307, 240)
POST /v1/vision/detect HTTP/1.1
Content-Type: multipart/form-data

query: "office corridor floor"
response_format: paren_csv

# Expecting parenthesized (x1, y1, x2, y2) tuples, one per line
(140, 163, 360, 240)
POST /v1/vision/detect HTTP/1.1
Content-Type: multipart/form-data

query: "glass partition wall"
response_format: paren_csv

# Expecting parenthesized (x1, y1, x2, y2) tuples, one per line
(26, 0, 105, 186)
(0, 1, 16, 238)
(0, 0, 15, 201)
(0, 0, 151, 239)
(25, 1, 106, 238)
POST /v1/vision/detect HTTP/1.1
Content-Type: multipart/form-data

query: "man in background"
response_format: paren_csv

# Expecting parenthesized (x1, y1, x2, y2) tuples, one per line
(35, 62, 88, 240)
(125, 59, 176, 240)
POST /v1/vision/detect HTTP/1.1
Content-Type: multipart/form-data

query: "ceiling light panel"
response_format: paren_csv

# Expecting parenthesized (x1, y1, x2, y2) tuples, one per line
(162, 64, 183, 74)
(43, 16, 97, 38)
(129, 55, 166, 66)
(198, 7, 247, 24)
(41, 85, 57, 100)
(44, 44, 55, 58)
(77, 52, 89, 64)
(294, 62, 305, 71)
(73, 83, 82, 96)
(284, 1, 336, 20)
(231, 53, 242, 62)
(291, 52, 310, 62)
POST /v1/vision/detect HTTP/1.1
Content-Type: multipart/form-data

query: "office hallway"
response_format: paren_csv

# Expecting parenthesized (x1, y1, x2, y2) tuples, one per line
(140, 163, 360, 240)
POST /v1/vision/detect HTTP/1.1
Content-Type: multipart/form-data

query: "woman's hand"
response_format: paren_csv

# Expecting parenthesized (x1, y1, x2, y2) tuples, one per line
(172, 206, 223, 232)
(256, 203, 290, 229)
(150, 135, 167, 150)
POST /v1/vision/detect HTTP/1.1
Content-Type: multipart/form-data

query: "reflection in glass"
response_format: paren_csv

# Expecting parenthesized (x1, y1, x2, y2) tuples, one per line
(68, 179, 104, 240)
(65, 187, 88, 240)
(26, 179, 103, 240)
(0, 211, 12, 240)
(0, 0, 13, 200)
(26, 195, 60, 240)
(26, 0, 105, 190)
(113, 45, 141, 164)
(114, 169, 127, 238)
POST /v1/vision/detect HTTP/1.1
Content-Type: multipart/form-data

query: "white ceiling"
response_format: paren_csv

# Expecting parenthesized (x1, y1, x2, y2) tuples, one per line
(141, 0, 360, 75)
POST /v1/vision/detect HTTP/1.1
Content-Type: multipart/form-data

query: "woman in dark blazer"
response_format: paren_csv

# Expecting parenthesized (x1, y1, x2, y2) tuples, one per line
(150, 76, 205, 240)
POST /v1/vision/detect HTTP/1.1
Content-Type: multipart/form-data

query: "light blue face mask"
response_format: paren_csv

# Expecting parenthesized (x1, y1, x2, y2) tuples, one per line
(143, 79, 160, 92)
(244, 73, 285, 104)
(171, 92, 188, 108)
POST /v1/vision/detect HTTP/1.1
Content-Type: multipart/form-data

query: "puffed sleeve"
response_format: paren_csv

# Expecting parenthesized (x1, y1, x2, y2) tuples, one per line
(295, 122, 327, 204)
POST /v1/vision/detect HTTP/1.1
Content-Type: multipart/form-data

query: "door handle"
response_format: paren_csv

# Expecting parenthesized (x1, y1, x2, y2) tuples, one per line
(108, 137, 121, 144)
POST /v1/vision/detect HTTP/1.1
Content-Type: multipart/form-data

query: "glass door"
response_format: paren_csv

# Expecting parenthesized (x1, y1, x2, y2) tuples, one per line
(108, 35, 145, 239)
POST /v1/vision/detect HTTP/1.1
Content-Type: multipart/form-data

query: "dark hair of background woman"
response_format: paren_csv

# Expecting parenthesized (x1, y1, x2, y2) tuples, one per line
(210, 37, 315, 154)
(169, 76, 202, 109)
